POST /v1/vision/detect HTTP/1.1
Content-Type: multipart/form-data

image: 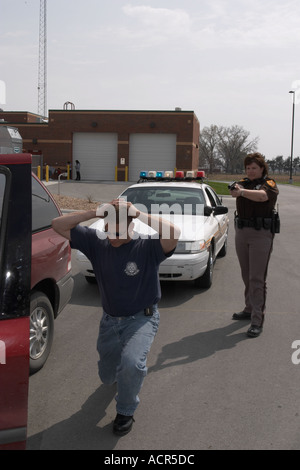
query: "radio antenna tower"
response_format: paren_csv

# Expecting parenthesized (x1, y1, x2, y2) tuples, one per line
(38, 0, 47, 117)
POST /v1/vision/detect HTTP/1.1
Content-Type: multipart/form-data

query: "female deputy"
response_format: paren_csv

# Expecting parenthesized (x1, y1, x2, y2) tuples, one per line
(229, 152, 279, 338)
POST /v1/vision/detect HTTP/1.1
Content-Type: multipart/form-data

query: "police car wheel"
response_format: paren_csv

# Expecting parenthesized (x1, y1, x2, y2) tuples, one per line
(195, 247, 214, 288)
(218, 229, 228, 258)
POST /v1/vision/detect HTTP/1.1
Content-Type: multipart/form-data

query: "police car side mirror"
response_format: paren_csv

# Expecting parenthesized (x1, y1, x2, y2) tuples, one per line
(213, 205, 228, 215)
(204, 206, 213, 216)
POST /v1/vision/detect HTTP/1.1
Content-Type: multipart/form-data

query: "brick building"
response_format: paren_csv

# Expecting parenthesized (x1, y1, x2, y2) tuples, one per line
(0, 109, 200, 181)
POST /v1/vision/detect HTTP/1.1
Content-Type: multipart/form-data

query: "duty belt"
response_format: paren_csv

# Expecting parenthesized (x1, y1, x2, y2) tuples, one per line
(235, 216, 272, 231)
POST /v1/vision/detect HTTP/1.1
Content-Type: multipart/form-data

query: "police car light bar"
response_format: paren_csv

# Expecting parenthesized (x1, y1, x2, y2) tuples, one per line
(138, 170, 206, 183)
(175, 171, 184, 179)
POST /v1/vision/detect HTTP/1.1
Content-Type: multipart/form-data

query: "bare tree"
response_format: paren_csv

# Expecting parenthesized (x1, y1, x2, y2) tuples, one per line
(274, 155, 284, 174)
(217, 125, 259, 173)
(199, 124, 258, 173)
(267, 158, 277, 173)
(293, 156, 300, 175)
(199, 125, 220, 172)
(267, 155, 300, 175)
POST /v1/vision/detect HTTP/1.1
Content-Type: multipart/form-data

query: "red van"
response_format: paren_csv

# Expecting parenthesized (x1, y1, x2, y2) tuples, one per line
(0, 154, 32, 449)
(0, 154, 73, 449)
(30, 171, 73, 374)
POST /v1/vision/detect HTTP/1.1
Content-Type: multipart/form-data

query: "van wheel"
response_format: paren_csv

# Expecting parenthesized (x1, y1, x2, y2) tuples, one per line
(29, 291, 54, 374)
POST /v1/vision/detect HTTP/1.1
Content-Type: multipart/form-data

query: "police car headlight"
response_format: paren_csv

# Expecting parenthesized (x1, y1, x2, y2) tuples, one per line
(175, 240, 206, 254)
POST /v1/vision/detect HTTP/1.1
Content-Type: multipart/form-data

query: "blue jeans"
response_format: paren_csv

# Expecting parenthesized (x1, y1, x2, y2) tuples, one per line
(97, 306, 160, 416)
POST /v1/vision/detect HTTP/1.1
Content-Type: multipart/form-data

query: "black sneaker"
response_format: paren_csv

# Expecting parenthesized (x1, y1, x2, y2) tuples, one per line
(232, 310, 251, 320)
(113, 414, 135, 436)
(247, 325, 262, 338)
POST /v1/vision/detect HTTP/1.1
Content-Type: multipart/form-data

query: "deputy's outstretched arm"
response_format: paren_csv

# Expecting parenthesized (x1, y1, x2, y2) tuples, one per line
(230, 185, 268, 202)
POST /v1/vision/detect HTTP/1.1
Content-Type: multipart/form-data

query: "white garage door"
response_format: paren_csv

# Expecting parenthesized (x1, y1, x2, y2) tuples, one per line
(73, 133, 118, 181)
(129, 134, 177, 182)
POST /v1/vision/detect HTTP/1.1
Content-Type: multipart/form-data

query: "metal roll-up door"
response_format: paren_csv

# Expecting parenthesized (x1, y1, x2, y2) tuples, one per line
(129, 134, 176, 182)
(73, 133, 118, 181)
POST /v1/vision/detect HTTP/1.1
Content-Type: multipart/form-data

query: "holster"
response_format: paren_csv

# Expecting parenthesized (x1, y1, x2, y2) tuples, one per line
(254, 217, 262, 230)
(271, 209, 280, 234)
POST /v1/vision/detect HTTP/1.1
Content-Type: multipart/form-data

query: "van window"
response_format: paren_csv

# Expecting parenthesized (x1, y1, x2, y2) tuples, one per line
(32, 176, 60, 232)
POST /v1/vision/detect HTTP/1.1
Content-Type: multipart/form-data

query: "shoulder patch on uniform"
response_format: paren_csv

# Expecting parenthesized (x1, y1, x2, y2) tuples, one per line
(266, 179, 276, 188)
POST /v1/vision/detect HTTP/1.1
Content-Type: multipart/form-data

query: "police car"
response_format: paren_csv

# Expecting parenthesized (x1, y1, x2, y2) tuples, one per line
(77, 170, 229, 288)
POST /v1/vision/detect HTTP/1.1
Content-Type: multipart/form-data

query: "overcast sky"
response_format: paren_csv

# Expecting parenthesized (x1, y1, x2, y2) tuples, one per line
(1, 0, 300, 160)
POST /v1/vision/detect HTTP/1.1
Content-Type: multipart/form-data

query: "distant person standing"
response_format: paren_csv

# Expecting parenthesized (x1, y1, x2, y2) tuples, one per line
(75, 160, 81, 181)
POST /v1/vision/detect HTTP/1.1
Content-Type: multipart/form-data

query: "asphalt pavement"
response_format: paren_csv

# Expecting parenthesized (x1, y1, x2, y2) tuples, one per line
(28, 181, 300, 451)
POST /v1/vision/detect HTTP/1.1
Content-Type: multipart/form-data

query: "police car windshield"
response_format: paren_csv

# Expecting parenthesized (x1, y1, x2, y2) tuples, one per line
(121, 186, 205, 215)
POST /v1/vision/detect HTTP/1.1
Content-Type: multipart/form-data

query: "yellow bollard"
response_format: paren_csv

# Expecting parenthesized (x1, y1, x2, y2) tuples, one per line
(45, 165, 49, 182)
(115, 166, 118, 181)
(37, 165, 41, 180)
(67, 164, 70, 180)
(125, 166, 128, 182)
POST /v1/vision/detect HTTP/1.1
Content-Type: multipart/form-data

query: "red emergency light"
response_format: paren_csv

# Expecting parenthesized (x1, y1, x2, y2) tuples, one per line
(175, 171, 184, 179)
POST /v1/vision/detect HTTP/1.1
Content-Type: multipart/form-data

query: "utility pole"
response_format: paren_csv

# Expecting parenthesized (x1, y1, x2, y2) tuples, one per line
(38, 0, 47, 118)
(289, 90, 295, 184)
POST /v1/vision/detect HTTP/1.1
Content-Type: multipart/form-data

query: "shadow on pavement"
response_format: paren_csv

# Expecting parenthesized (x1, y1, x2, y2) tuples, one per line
(149, 320, 248, 372)
(27, 320, 247, 450)
(27, 384, 119, 450)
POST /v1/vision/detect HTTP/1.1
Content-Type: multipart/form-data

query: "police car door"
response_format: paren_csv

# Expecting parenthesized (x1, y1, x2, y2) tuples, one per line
(0, 154, 32, 450)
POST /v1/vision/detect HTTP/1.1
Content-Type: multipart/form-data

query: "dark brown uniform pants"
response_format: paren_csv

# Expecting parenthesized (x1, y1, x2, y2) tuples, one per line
(235, 227, 274, 327)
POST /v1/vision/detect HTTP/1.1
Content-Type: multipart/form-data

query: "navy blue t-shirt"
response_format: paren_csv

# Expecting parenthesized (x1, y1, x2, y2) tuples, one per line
(71, 225, 172, 316)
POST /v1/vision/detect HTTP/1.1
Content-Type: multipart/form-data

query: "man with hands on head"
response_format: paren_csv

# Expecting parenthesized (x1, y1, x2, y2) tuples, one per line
(52, 198, 180, 436)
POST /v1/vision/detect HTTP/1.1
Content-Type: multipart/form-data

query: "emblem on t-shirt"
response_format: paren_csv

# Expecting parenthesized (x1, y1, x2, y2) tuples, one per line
(124, 262, 140, 276)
